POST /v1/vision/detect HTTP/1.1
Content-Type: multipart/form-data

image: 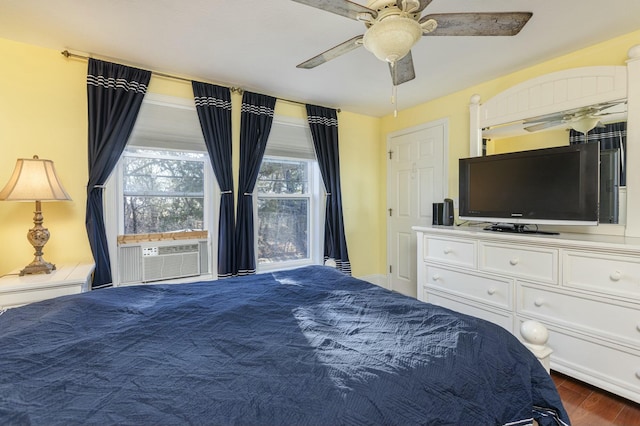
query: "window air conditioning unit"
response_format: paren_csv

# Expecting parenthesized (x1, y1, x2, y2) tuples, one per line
(118, 239, 209, 284)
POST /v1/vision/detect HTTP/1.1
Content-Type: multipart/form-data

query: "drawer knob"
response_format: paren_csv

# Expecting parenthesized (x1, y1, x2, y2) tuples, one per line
(609, 270, 622, 282)
(534, 298, 545, 307)
(443, 247, 453, 255)
(432, 274, 441, 282)
(509, 258, 519, 266)
(487, 287, 497, 296)
(636, 371, 640, 380)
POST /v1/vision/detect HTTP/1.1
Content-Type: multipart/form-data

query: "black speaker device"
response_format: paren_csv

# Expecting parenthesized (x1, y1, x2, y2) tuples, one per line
(442, 198, 454, 226)
(432, 203, 444, 225)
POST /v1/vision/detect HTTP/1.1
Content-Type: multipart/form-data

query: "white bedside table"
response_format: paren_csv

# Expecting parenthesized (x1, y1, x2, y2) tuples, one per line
(0, 263, 95, 310)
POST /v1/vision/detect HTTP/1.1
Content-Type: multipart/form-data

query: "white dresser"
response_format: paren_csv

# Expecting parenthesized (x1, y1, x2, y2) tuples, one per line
(414, 225, 640, 404)
(0, 263, 95, 310)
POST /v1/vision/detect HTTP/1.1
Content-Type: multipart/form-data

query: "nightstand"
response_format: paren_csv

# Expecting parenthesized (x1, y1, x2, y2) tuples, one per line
(0, 263, 95, 310)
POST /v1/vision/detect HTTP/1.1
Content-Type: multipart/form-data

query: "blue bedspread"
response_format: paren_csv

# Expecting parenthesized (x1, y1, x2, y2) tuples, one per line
(0, 266, 568, 425)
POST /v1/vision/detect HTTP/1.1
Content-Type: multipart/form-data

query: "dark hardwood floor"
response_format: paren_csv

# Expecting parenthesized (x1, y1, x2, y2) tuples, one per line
(551, 371, 640, 425)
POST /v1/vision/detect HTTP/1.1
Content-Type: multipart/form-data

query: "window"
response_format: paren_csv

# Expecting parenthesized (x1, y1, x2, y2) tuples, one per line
(121, 148, 207, 234)
(256, 117, 322, 271)
(257, 158, 311, 264)
(105, 98, 320, 280)
(104, 94, 217, 285)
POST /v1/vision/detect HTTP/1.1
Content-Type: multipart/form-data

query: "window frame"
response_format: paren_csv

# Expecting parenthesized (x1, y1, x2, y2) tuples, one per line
(255, 156, 323, 273)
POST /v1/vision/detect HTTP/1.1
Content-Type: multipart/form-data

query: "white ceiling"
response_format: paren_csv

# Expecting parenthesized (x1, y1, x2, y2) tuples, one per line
(1, 0, 639, 117)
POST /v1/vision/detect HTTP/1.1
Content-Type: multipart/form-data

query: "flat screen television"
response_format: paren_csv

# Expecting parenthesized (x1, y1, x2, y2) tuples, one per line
(459, 143, 599, 233)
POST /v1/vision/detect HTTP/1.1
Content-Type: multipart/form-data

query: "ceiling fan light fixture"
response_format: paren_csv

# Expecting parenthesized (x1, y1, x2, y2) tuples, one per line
(570, 117, 600, 134)
(363, 16, 422, 63)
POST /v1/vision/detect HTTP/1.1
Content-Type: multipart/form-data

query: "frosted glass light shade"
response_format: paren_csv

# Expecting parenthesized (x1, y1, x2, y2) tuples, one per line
(363, 16, 422, 63)
(570, 117, 600, 135)
(0, 156, 71, 201)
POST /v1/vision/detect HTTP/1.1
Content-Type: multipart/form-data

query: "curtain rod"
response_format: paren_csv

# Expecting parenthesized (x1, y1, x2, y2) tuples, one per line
(61, 50, 340, 113)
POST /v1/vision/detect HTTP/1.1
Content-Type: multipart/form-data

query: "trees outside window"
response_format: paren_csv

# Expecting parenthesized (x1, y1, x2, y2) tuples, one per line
(257, 158, 314, 265)
(122, 148, 206, 234)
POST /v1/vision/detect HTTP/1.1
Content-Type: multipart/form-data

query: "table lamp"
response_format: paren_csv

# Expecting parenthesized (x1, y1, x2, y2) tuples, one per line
(0, 155, 72, 275)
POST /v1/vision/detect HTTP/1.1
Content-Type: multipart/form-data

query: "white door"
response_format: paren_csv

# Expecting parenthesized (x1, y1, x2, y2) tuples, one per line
(387, 119, 447, 297)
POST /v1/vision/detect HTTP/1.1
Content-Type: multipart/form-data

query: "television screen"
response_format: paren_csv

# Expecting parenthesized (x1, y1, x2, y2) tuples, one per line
(459, 143, 599, 228)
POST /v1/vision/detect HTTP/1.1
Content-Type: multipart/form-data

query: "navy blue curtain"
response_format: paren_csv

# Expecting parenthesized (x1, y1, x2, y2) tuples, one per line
(306, 105, 351, 275)
(86, 59, 151, 289)
(235, 92, 277, 276)
(192, 81, 235, 279)
(569, 121, 627, 185)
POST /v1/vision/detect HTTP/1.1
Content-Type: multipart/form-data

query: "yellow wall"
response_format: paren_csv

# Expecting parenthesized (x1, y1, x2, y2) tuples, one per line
(0, 38, 384, 278)
(0, 39, 91, 275)
(2, 29, 638, 279)
(489, 129, 568, 154)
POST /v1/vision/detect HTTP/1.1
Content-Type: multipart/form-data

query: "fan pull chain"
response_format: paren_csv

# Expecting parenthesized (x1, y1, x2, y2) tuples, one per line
(392, 84, 398, 117)
(390, 60, 399, 117)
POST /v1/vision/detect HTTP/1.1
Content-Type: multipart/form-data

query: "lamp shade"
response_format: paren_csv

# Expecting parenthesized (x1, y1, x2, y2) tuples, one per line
(0, 156, 71, 201)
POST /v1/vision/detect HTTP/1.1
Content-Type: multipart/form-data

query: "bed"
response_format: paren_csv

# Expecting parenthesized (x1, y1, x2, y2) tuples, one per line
(0, 265, 568, 425)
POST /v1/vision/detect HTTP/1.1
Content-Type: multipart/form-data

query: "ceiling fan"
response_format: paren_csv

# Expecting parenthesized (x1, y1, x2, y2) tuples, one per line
(292, 0, 533, 86)
(523, 100, 627, 134)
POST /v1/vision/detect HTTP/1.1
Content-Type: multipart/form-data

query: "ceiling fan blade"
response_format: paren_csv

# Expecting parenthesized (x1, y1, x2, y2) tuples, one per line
(296, 35, 364, 69)
(389, 51, 416, 85)
(588, 100, 627, 116)
(524, 120, 565, 132)
(415, 0, 434, 13)
(524, 100, 625, 125)
(421, 12, 533, 36)
(291, 0, 377, 21)
(524, 111, 568, 125)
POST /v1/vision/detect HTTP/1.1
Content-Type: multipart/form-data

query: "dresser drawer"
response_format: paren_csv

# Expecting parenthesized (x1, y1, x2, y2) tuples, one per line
(423, 236, 476, 268)
(425, 289, 514, 333)
(545, 326, 640, 404)
(425, 265, 512, 310)
(479, 242, 558, 284)
(517, 284, 640, 347)
(563, 251, 640, 299)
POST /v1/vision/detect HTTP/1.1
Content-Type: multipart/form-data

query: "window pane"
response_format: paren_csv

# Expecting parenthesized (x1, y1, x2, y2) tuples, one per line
(123, 156, 204, 196)
(257, 159, 308, 195)
(257, 198, 308, 263)
(121, 149, 206, 235)
(124, 196, 204, 234)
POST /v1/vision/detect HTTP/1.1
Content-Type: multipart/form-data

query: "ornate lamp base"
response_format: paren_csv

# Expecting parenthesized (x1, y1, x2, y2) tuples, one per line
(19, 200, 57, 276)
(20, 259, 56, 276)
